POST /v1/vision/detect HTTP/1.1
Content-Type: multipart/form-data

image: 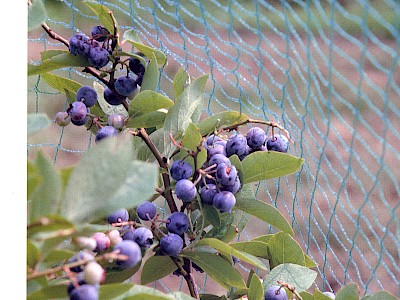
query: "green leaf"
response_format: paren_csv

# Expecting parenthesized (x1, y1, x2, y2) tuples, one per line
(28, 160, 41, 199)
(140, 255, 177, 285)
(164, 74, 209, 156)
(361, 291, 398, 300)
(267, 232, 306, 269)
(137, 128, 165, 162)
(181, 123, 203, 151)
(182, 249, 247, 290)
(263, 263, 317, 293)
(84, 1, 117, 34)
(140, 52, 160, 91)
(27, 239, 40, 269)
(229, 241, 269, 259)
(28, 215, 75, 237)
(335, 283, 359, 300)
(62, 136, 158, 223)
(28, 0, 47, 32)
(235, 188, 294, 236)
(229, 154, 244, 184)
(40, 50, 67, 61)
(103, 264, 141, 284)
(300, 291, 315, 300)
(304, 254, 317, 268)
(253, 234, 274, 244)
(27, 284, 67, 300)
(248, 273, 264, 300)
(123, 29, 167, 66)
(28, 53, 90, 76)
(98, 283, 134, 299)
(202, 204, 221, 227)
(93, 81, 128, 118)
(125, 110, 167, 129)
(27, 113, 51, 135)
(197, 111, 249, 136)
(41, 72, 82, 94)
(43, 249, 74, 264)
(195, 238, 267, 270)
(242, 151, 304, 183)
(129, 90, 174, 118)
(28, 152, 62, 223)
(173, 67, 190, 98)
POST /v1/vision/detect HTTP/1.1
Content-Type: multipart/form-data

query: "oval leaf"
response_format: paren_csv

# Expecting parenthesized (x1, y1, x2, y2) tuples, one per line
(248, 274, 264, 300)
(62, 136, 158, 223)
(141, 255, 177, 285)
(173, 67, 190, 98)
(27, 113, 51, 135)
(197, 111, 249, 136)
(242, 151, 304, 183)
(335, 283, 359, 300)
(267, 232, 306, 269)
(129, 90, 174, 117)
(140, 52, 160, 91)
(263, 263, 317, 293)
(125, 110, 167, 129)
(84, 1, 117, 34)
(229, 241, 269, 259)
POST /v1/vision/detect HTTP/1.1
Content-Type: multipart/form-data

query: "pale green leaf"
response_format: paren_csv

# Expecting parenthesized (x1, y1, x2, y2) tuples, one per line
(335, 283, 359, 300)
(140, 255, 177, 285)
(129, 90, 174, 117)
(140, 52, 160, 91)
(125, 110, 167, 129)
(267, 232, 306, 269)
(197, 111, 249, 136)
(27, 113, 51, 135)
(173, 67, 190, 98)
(84, 1, 117, 34)
(28, 53, 90, 76)
(28, 0, 47, 32)
(248, 274, 264, 300)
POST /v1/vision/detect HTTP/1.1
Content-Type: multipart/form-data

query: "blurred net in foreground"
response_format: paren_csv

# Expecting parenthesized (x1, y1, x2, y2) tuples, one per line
(27, 0, 400, 297)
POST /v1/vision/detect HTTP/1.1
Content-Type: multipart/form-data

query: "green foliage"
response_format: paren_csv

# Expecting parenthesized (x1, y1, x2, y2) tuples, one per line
(27, 113, 51, 135)
(28, 0, 47, 32)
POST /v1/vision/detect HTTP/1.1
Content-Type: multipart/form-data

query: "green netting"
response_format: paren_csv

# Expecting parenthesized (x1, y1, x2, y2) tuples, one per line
(27, 0, 400, 297)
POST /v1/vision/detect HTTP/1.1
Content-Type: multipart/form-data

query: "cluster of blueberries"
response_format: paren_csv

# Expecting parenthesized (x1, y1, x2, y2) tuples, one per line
(264, 285, 335, 299)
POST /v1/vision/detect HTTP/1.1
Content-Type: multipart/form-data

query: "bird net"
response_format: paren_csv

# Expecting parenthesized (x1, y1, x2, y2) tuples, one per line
(27, 0, 400, 297)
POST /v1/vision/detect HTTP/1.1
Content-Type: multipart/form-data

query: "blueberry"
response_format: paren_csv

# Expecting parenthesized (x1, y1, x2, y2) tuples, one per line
(266, 134, 289, 153)
(264, 286, 288, 300)
(103, 87, 125, 105)
(76, 86, 97, 108)
(132, 227, 153, 248)
(199, 184, 218, 205)
(208, 153, 231, 167)
(220, 175, 241, 194)
(67, 251, 95, 273)
(129, 54, 147, 76)
(174, 179, 197, 202)
(246, 127, 266, 149)
(68, 102, 88, 122)
(114, 75, 138, 98)
(213, 191, 236, 213)
(226, 133, 247, 157)
(91, 232, 110, 253)
(87, 46, 109, 69)
(238, 145, 251, 161)
(205, 134, 223, 146)
(206, 140, 227, 158)
(113, 240, 142, 269)
(215, 163, 238, 187)
(69, 284, 99, 300)
(136, 201, 157, 220)
(107, 208, 129, 224)
(160, 233, 183, 256)
(54, 111, 71, 126)
(107, 113, 125, 129)
(170, 159, 193, 181)
(121, 225, 134, 241)
(135, 73, 144, 86)
(166, 212, 190, 235)
(322, 292, 335, 299)
(70, 110, 89, 126)
(95, 126, 118, 143)
(67, 278, 86, 295)
(83, 261, 105, 285)
(91, 25, 110, 42)
(69, 34, 89, 56)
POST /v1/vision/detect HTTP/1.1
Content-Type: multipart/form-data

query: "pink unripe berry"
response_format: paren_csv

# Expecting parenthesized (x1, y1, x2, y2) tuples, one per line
(84, 261, 106, 285)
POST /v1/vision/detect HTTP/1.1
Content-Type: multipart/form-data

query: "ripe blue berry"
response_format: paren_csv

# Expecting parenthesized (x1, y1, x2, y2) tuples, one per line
(103, 87, 125, 105)
(174, 179, 197, 202)
(95, 126, 118, 143)
(266, 134, 289, 153)
(136, 201, 157, 220)
(213, 191, 236, 213)
(107, 208, 129, 224)
(208, 153, 231, 167)
(246, 127, 266, 149)
(107, 113, 125, 129)
(91, 232, 110, 253)
(226, 133, 247, 157)
(129, 55, 147, 76)
(205, 134, 224, 146)
(91, 25, 110, 42)
(114, 75, 138, 98)
(113, 240, 142, 269)
(322, 292, 335, 299)
(68, 102, 88, 122)
(121, 225, 134, 241)
(69, 284, 99, 300)
(132, 227, 153, 248)
(215, 163, 238, 187)
(160, 233, 183, 256)
(70, 109, 89, 126)
(199, 184, 218, 205)
(87, 46, 109, 69)
(54, 111, 71, 127)
(170, 160, 193, 181)
(67, 251, 95, 273)
(206, 140, 227, 158)
(264, 286, 288, 300)
(69, 34, 89, 56)
(166, 212, 190, 235)
(220, 175, 241, 194)
(76, 86, 98, 108)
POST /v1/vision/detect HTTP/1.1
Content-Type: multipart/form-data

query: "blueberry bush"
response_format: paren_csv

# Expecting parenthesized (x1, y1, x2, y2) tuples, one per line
(27, 2, 398, 300)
